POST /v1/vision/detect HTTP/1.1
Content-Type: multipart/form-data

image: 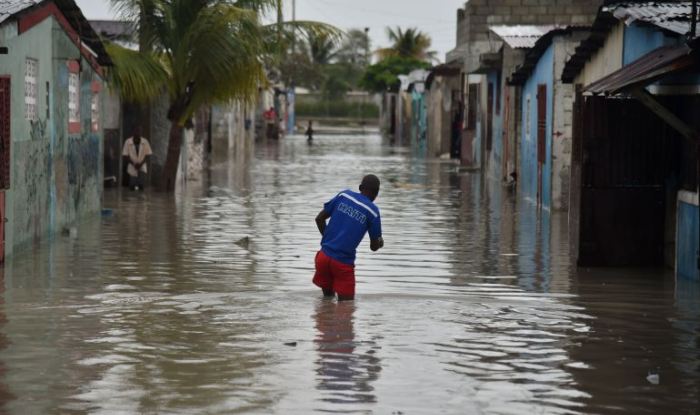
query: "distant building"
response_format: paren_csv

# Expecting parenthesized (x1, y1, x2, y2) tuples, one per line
(0, 0, 111, 259)
(448, 0, 601, 172)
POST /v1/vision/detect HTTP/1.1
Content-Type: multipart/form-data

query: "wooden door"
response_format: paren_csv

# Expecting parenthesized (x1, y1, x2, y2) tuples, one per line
(487, 82, 494, 151)
(577, 95, 668, 266)
(536, 84, 547, 205)
(0, 76, 9, 263)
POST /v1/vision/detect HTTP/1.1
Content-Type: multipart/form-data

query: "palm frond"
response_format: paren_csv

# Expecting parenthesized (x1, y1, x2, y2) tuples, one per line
(176, 3, 266, 120)
(105, 42, 169, 103)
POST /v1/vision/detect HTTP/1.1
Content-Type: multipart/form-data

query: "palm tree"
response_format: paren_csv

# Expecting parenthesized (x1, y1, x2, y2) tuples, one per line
(376, 27, 436, 62)
(107, 0, 338, 191)
(308, 33, 337, 65)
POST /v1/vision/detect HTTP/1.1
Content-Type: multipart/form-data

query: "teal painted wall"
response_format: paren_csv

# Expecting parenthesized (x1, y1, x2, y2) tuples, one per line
(677, 199, 699, 281)
(0, 14, 103, 256)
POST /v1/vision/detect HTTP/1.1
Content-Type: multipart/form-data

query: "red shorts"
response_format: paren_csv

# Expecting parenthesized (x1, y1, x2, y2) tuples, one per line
(312, 251, 355, 296)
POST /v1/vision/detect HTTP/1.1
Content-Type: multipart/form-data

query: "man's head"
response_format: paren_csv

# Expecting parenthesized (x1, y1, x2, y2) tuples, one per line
(132, 126, 142, 139)
(359, 174, 380, 201)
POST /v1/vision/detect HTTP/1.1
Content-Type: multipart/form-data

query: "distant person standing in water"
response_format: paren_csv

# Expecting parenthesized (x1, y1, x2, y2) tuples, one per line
(313, 175, 384, 301)
(306, 120, 314, 142)
(122, 126, 153, 191)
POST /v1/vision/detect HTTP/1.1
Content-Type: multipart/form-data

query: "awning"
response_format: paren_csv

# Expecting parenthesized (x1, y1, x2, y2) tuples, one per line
(584, 43, 698, 95)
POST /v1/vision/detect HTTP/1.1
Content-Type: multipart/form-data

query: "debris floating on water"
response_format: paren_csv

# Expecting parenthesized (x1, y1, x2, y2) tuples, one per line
(235, 236, 251, 249)
(647, 370, 660, 385)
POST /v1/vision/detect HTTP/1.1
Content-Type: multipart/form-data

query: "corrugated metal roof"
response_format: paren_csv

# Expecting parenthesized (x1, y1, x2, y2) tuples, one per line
(584, 43, 697, 95)
(606, 2, 700, 36)
(0, 0, 111, 66)
(509, 27, 591, 85)
(562, 2, 700, 83)
(0, 0, 42, 24)
(489, 25, 562, 49)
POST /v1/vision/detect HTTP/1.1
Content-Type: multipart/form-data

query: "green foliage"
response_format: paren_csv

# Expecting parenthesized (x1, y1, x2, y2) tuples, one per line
(376, 27, 436, 62)
(107, 0, 340, 124)
(296, 101, 379, 119)
(282, 28, 370, 100)
(360, 56, 431, 93)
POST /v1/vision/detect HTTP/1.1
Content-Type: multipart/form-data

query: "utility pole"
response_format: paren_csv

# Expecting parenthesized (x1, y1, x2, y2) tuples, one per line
(287, 0, 297, 134)
(360, 27, 370, 131)
(690, 0, 698, 41)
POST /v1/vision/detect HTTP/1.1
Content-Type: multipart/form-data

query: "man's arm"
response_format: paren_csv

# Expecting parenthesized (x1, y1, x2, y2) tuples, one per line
(370, 237, 384, 252)
(315, 209, 330, 235)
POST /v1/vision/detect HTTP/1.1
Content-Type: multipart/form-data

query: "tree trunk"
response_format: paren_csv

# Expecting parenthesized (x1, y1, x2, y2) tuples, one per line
(160, 120, 184, 192)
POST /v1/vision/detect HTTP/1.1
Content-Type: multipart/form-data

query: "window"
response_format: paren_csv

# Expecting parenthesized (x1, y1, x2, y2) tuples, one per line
(68, 60, 80, 134)
(24, 58, 38, 121)
(525, 95, 531, 141)
(91, 83, 100, 132)
(45, 82, 50, 119)
(68, 73, 79, 123)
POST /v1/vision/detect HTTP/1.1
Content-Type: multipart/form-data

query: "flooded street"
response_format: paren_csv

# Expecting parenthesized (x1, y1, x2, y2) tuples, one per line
(1, 133, 699, 414)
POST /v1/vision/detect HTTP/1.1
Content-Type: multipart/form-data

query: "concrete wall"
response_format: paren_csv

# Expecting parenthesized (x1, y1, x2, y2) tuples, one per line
(0, 15, 103, 255)
(520, 44, 554, 208)
(458, 0, 601, 73)
(551, 33, 587, 211)
(211, 100, 255, 165)
(574, 22, 624, 87)
(676, 191, 699, 281)
(427, 75, 460, 158)
(410, 90, 427, 157)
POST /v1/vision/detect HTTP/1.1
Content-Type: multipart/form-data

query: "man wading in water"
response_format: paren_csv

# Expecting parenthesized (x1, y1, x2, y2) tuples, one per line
(313, 175, 384, 301)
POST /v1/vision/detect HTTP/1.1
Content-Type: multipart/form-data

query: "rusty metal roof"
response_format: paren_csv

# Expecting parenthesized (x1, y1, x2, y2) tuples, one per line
(0, 0, 111, 66)
(489, 25, 562, 49)
(584, 43, 698, 95)
(608, 2, 700, 36)
(0, 0, 41, 24)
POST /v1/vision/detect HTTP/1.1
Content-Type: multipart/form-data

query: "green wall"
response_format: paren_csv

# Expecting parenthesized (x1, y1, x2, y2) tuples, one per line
(0, 15, 103, 256)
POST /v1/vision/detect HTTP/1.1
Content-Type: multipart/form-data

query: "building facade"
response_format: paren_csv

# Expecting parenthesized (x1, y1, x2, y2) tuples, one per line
(0, 0, 110, 258)
(562, 3, 700, 275)
(510, 28, 590, 210)
(450, 0, 601, 174)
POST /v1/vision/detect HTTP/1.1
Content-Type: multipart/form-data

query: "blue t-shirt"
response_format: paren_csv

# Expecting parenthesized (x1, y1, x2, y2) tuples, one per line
(321, 190, 382, 265)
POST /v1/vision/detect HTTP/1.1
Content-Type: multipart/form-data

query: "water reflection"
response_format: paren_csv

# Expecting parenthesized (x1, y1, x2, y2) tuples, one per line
(314, 300, 380, 410)
(0, 269, 14, 412)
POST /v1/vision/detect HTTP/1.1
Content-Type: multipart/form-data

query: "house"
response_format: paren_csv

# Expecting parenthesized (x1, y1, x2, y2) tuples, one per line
(425, 63, 461, 159)
(481, 25, 561, 183)
(450, 0, 601, 170)
(561, 2, 700, 277)
(508, 27, 590, 211)
(0, 0, 111, 259)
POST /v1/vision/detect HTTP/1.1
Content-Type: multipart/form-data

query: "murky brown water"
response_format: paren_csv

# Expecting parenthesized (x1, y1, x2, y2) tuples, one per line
(1, 134, 699, 414)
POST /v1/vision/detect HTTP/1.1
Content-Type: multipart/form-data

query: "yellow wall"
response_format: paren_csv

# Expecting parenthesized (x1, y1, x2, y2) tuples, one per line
(574, 22, 625, 87)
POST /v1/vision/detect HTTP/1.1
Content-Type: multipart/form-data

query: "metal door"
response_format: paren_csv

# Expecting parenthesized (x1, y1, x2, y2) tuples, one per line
(0, 77, 9, 263)
(577, 95, 668, 267)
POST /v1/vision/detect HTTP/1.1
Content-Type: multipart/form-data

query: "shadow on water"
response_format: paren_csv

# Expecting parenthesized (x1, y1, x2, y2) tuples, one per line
(0, 133, 697, 414)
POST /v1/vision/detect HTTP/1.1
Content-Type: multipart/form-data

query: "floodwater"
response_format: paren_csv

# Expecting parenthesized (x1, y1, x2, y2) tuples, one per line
(1, 133, 699, 414)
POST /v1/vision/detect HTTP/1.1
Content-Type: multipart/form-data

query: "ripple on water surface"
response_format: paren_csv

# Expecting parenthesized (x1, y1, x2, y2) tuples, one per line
(0, 134, 698, 414)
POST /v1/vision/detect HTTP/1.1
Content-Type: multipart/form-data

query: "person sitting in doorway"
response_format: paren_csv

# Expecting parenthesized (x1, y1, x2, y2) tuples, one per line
(122, 126, 153, 191)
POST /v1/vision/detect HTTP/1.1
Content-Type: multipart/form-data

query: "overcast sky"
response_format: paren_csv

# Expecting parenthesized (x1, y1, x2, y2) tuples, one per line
(75, 0, 465, 62)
